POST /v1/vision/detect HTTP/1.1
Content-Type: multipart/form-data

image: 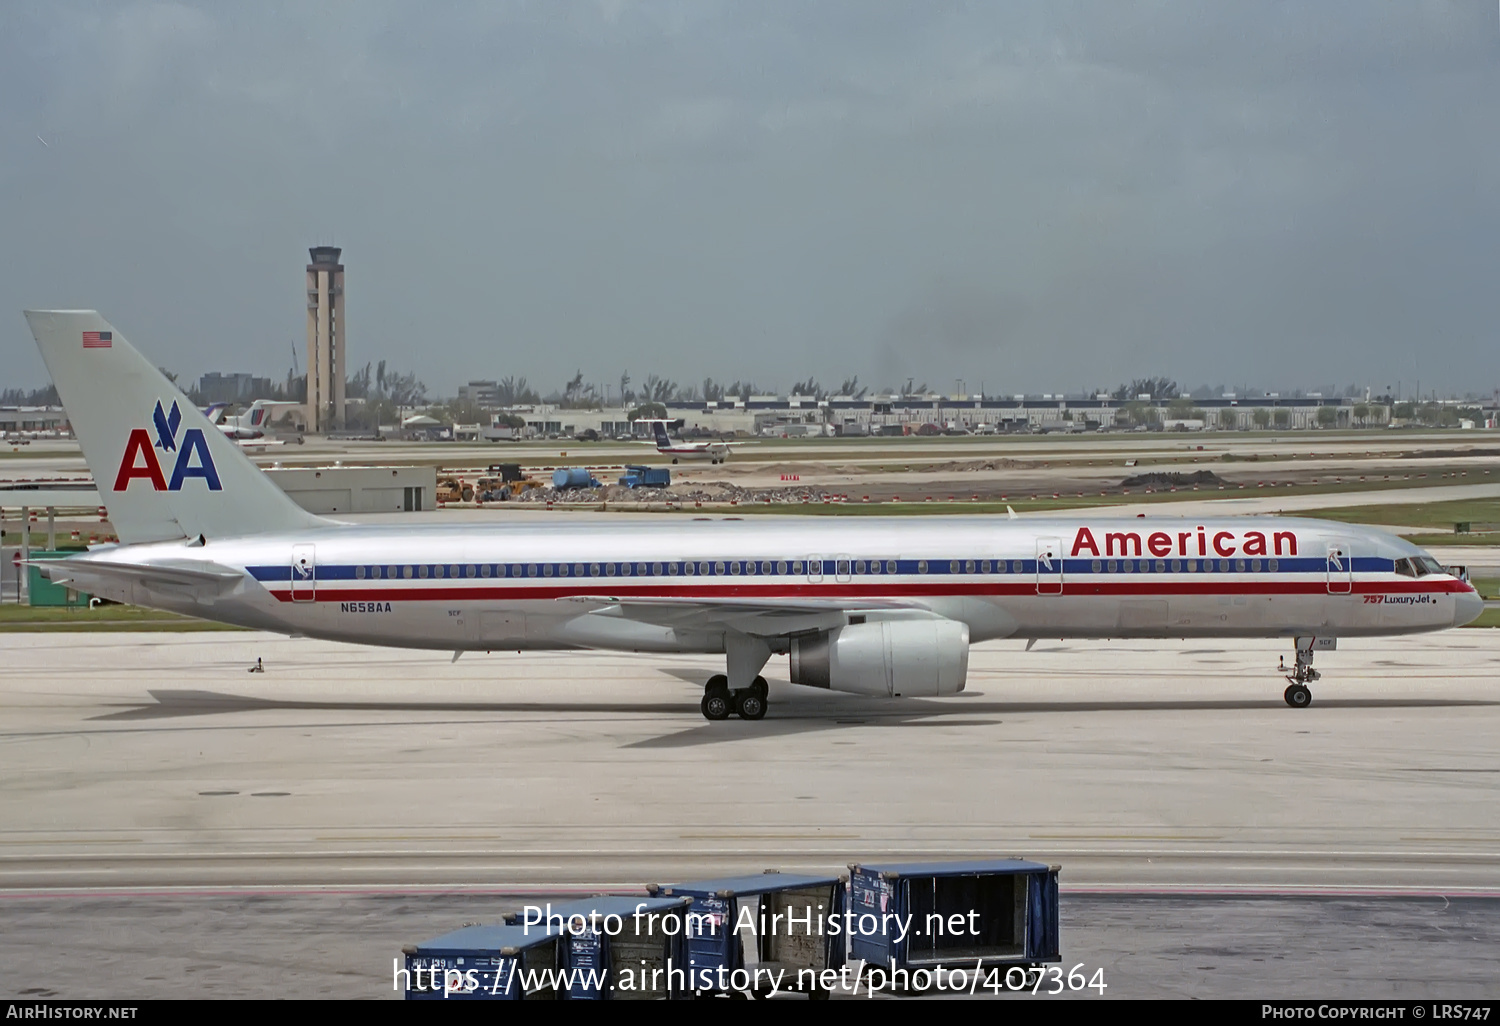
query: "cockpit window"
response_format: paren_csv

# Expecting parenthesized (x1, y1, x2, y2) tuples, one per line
(1419, 557, 1445, 576)
(1393, 558, 1416, 578)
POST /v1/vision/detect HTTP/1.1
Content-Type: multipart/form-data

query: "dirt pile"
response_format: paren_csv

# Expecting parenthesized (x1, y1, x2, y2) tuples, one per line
(519, 481, 837, 504)
(1120, 470, 1224, 488)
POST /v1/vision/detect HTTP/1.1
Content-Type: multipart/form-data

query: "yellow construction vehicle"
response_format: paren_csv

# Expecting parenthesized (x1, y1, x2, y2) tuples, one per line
(436, 475, 474, 503)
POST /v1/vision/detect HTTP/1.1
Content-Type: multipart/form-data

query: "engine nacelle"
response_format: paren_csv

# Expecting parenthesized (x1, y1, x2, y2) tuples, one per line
(788, 619, 969, 697)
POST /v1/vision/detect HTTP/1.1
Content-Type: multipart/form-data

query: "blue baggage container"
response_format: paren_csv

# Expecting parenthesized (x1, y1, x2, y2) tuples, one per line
(847, 859, 1060, 974)
(401, 923, 561, 1000)
(505, 896, 692, 1000)
(651, 871, 847, 998)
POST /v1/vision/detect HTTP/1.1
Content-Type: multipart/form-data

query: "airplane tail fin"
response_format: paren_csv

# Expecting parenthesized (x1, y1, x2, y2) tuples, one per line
(23, 310, 328, 544)
(652, 421, 671, 447)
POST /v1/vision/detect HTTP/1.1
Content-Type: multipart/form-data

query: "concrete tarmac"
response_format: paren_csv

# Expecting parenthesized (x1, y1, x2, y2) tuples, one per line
(1, 631, 1497, 891)
(2, 630, 1498, 999)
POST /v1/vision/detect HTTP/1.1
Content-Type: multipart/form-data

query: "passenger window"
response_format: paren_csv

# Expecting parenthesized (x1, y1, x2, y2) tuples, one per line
(557, 564, 567, 577)
(1091, 560, 1101, 573)
(355, 566, 366, 579)
(653, 562, 663, 576)
(543, 564, 553, 577)
(981, 560, 991, 573)
(466, 565, 477, 578)
(480, 564, 491, 578)
(1236, 559, 1246, 573)
(918, 560, 928, 574)
(621, 564, 632, 576)
(605, 563, 615, 576)
(856, 561, 867, 574)
(1171, 560, 1181, 573)
(682, 562, 693, 576)
(1250, 559, 1261, 572)
(1267, 559, 1277, 573)
(793, 561, 804, 575)
(403, 566, 413, 579)
(1107, 560, 1117, 573)
(887, 561, 897, 574)
(419, 565, 430, 579)
(776, 561, 788, 575)
(433, 565, 444, 579)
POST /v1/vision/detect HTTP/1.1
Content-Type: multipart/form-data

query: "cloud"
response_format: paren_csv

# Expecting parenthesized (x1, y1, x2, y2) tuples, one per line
(1, 1, 1496, 396)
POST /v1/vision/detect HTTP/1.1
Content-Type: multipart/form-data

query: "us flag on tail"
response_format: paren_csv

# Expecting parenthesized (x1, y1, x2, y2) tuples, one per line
(82, 331, 112, 348)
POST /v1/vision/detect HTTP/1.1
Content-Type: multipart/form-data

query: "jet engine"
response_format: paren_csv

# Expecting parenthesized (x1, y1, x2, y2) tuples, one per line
(787, 619, 969, 697)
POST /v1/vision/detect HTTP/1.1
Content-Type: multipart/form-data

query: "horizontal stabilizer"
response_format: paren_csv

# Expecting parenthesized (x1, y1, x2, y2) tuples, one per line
(34, 557, 247, 602)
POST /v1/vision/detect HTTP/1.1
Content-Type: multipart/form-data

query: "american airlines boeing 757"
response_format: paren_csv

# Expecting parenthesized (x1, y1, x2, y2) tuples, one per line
(24, 311, 1483, 720)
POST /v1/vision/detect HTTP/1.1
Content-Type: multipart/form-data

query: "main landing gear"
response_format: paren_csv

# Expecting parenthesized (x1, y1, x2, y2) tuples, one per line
(700, 674, 768, 721)
(1279, 637, 1322, 708)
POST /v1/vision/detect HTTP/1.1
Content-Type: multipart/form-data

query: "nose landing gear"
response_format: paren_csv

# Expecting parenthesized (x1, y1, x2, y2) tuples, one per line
(1279, 638, 1323, 708)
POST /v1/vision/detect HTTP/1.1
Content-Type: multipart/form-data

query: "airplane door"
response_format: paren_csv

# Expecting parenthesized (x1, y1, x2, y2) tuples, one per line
(806, 555, 824, 585)
(1036, 537, 1063, 595)
(1326, 541, 1353, 595)
(290, 544, 316, 602)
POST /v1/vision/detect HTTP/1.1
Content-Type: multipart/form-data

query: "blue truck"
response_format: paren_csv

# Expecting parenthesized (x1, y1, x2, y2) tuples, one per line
(618, 464, 671, 489)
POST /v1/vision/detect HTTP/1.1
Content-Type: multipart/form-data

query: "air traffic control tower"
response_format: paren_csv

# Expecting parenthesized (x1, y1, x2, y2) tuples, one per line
(305, 246, 346, 433)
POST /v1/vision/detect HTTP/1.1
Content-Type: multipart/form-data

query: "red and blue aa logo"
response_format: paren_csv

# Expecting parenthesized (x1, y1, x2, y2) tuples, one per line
(113, 400, 222, 491)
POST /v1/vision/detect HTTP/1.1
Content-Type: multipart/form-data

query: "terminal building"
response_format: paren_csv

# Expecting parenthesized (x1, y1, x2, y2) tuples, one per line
(477, 393, 1498, 439)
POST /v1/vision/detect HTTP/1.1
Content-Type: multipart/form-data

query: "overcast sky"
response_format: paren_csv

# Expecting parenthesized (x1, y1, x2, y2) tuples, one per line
(3, 1, 1497, 399)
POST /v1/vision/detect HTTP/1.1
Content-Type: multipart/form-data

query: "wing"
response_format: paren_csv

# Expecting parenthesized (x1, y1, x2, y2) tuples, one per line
(562, 593, 932, 636)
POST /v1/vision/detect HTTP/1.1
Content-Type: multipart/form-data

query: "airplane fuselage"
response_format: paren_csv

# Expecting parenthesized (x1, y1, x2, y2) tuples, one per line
(73, 515, 1478, 653)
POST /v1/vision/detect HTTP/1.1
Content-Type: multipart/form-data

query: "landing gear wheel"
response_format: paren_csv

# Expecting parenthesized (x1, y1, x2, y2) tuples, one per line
(734, 690, 767, 720)
(748, 675, 768, 699)
(701, 691, 731, 720)
(1284, 683, 1312, 708)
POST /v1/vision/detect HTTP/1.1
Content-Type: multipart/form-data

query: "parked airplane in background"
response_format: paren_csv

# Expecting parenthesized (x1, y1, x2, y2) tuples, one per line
(203, 400, 301, 448)
(23, 311, 1484, 721)
(647, 420, 740, 464)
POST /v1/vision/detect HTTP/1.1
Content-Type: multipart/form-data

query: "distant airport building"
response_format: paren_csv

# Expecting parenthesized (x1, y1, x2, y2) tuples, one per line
(197, 371, 273, 404)
(305, 246, 346, 433)
(0, 407, 69, 437)
(458, 381, 501, 407)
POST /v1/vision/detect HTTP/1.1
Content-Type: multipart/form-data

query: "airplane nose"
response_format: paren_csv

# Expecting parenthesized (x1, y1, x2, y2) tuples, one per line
(1453, 589, 1485, 628)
